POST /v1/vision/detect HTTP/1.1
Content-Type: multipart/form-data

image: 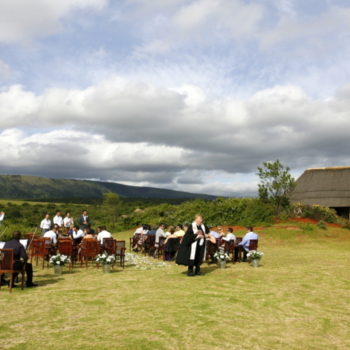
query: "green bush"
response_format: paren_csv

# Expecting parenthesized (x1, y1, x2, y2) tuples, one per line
(292, 203, 338, 223)
(317, 220, 328, 230)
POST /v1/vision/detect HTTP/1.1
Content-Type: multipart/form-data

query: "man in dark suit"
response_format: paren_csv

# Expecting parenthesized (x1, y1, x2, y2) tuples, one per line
(1, 231, 37, 288)
(79, 210, 91, 229)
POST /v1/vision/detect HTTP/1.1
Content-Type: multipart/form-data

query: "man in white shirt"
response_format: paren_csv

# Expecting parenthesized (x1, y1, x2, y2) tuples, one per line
(235, 226, 259, 262)
(63, 212, 74, 232)
(222, 227, 236, 242)
(71, 225, 85, 243)
(97, 226, 112, 244)
(0, 211, 5, 226)
(44, 227, 58, 246)
(40, 214, 51, 234)
(53, 211, 63, 227)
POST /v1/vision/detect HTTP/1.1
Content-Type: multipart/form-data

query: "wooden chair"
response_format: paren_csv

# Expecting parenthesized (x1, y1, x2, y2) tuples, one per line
(103, 238, 117, 255)
(29, 238, 47, 269)
(206, 240, 219, 262)
(0, 249, 25, 293)
(154, 236, 166, 259)
(57, 239, 74, 270)
(80, 239, 99, 268)
(248, 239, 258, 251)
(224, 240, 236, 261)
(144, 235, 155, 255)
(116, 241, 126, 268)
(130, 234, 141, 251)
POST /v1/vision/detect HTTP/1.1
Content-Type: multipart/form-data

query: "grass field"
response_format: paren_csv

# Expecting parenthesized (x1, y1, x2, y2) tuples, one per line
(1, 224, 349, 350)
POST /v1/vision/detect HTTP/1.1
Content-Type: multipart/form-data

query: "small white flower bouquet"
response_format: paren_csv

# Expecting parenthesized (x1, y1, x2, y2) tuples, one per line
(96, 252, 116, 265)
(214, 247, 230, 261)
(247, 250, 264, 260)
(49, 254, 71, 266)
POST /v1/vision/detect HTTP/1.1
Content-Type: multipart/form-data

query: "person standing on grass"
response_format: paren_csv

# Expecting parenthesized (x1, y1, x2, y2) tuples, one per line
(40, 213, 51, 234)
(79, 210, 90, 229)
(63, 212, 74, 232)
(0, 211, 4, 226)
(53, 210, 63, 228)
(176, 214, 209, 276)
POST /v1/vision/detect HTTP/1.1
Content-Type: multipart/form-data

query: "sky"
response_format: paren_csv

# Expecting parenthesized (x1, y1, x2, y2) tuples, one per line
(1, 0, 350, 197)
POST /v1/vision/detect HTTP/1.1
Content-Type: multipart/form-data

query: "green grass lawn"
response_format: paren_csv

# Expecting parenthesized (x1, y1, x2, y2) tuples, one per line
(1, 225, 350, 350)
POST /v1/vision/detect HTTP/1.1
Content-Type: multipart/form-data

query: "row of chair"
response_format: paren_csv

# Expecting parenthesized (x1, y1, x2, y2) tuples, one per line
(131, 233, 258, 262)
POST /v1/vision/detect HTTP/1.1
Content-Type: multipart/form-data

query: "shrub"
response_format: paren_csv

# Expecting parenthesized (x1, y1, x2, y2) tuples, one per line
(317, 220, 328, 230)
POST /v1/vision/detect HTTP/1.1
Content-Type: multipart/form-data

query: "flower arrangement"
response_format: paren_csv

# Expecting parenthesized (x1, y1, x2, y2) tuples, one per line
(247, 250, 264, 260)
(49, 254, 71, 266)
(96, 252, 116, 265)
(214, 247, 230, 261)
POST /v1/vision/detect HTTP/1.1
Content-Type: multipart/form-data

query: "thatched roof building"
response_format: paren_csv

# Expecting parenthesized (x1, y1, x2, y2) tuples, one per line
(291, 166, 350, 217)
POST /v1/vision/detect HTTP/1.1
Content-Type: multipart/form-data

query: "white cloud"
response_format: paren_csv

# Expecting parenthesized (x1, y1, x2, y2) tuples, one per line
(1, 78, 350, 194)
(0, 0, 108, 43)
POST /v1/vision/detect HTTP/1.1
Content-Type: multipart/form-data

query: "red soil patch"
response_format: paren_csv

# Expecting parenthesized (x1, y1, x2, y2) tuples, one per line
(290, 217, 341, 228)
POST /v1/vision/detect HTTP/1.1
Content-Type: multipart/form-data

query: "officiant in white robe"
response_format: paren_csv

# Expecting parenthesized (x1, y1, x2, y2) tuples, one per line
(176, 214, 209, 276)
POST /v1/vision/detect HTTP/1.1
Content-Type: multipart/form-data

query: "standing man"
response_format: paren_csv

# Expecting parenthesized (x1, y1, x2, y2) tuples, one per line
(79, 210, 90, 229)
(0, 211, 4, 226)
(176, 214, 209, 276)
(63, 212, 74, 232)
(53, 211, 63, 228)
(40, 213, 51, 234)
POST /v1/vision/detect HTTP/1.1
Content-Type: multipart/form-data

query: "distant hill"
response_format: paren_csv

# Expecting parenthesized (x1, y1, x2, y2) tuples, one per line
(0, 175, 216, 201)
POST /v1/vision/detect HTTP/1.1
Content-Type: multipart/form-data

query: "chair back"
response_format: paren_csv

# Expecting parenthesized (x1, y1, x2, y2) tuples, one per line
(0, 249, 14, 272)
(158, 236, 166, 248)
(144, 235, 155, 252)
(81, 239, 99, 258)
(103, 238, 116, 255)
(30, 238, 47, 257)
(224, 240, 235, 253)
(236, 237, 243, 244)
(58, 239, 73, 256)
(116, 241, 126, 255)
(248, 239, 258, 250)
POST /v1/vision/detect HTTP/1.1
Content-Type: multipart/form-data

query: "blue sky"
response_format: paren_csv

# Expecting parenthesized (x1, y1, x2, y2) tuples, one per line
(1, 0, 350, 196)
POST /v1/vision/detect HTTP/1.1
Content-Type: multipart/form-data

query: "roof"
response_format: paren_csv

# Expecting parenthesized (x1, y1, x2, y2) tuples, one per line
(290, 167, 350, 207)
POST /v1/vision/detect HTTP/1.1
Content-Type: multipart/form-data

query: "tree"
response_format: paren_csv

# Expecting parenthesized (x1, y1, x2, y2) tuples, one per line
(257, 160, 295, 214)
(103, 192, 120, 207)
(102, 192, 121, 224)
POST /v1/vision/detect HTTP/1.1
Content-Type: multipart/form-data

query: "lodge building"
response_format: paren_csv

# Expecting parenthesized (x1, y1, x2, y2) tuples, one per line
(290, 167, 350, 219)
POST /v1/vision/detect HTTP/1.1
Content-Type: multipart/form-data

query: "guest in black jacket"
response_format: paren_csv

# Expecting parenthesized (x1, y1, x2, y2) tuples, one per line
(1, 231, 37, 288)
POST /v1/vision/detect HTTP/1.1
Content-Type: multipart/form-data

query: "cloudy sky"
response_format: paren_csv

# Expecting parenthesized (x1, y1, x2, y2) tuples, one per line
(1, 0, 350, 196)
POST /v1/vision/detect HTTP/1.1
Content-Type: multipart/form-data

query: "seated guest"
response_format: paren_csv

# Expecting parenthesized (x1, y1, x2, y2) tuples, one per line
(222, 227, 236, 242)
(44, 227, 58, 246)
(1, 231, 37, 288)
(147, 227, 157, 236)
(40, 213, 51, 234)
(209, 227, 222, 244)
(235, 226, 258, 262)
(72, 225, 85, 244)
(134, 225, 147, 235)
(97, 226, 112, 244)
(82, 228, 96, 241)
(153, 224, 166, 257)
(53, 211, 63, 228)
(174, 225, 185, 238)
(164, 227, 179, 260)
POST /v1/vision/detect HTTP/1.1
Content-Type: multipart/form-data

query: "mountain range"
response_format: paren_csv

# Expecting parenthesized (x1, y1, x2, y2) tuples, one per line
(0, 175, 216, 201)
